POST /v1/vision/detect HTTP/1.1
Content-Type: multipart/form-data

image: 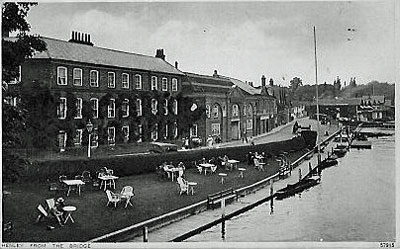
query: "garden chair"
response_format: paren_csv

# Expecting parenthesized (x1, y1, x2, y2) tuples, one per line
(177, 177, 189, 195)
(254, 158, 265, 171)
(120, 186, 135, 208)
(196, 166, 203, 174)
(35, 204, 63, 226)
(82, 171, 92, 184)
(211, 165, 218, 174)
(106, 190, 120, 208)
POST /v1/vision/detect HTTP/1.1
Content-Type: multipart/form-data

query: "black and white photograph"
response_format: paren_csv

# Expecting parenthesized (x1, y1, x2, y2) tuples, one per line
(2, 1, 397, 247)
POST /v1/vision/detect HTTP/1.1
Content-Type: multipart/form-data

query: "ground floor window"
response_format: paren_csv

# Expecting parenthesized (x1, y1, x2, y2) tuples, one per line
(164, 124, 168, 139)
(108, 127, 115, 145)
(74, 129, 83, 146)
(91, 128, 98, 147)
(57, 130, 67, 152)
(137, 124, 143, 143)
(122, 125, 129, 142)
(247, 119, 253, 130)
(173, 121, 178, 138)
(151, 124, 158, 141)
(211, 123, 220, 135)
(190, 124, 198, 137)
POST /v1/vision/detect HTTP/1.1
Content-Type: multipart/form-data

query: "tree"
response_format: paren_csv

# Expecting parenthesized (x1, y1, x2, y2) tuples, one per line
(289, 77, 302, 94)
(2, 2, 47, 148)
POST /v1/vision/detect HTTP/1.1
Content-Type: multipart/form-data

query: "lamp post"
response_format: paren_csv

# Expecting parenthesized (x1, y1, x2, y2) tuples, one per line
(86, 119, 93, 158)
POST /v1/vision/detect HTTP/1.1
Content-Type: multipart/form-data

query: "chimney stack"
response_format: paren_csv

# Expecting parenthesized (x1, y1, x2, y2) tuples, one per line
(213, 70, 218, 77)
(269, 78, 274, 86)
(261, 75, 266, 87)
(249, 81, 254, 87)
(155, 49, 166, 60)
(175, 61, 178, 69)
(68, 31, 94, 46)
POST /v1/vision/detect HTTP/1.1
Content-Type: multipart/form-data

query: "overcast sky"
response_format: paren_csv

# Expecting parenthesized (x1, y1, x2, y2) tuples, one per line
(26, 1, 396, 87)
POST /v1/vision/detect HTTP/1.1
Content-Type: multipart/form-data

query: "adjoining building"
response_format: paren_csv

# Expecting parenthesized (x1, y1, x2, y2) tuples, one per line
(182, 71, 277, 143)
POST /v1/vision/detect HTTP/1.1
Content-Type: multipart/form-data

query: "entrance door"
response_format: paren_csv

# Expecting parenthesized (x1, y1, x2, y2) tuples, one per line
(231, 121, 240, 140)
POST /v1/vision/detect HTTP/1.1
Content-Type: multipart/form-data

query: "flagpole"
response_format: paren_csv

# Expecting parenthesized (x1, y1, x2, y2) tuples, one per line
(314, 26, 321, 164)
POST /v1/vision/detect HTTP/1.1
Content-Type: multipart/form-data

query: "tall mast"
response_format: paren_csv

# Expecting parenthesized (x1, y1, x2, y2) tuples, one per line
(314, 26, 321, 164)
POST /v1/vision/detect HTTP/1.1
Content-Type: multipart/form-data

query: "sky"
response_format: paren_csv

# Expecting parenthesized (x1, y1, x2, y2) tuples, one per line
(25, 1, 396, 87)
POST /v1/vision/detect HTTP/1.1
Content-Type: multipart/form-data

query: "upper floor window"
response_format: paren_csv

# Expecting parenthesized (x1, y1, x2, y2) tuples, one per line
(57, 97, 67, 119)
(151, 99, 158, 115)
(162, 78, 168, 91)
(212, 104, 219, 118)
(172, 78, 178, 92)
(91, 98, 98, 119)
(108, 72, 115, 88)
(243, 105, 247, 117)
(75, 98, 82, 119)
(57, 67, 67, 85)
(232, 104, 239, 117)
(73, 68, 82, 86)
(135, 74, 142, 90)
(247, 104, 253, 116)
(164, 99, 168, 115)
(151, 76, 158, 90)
(122, 73, 129, 89)
(108, 98, 115, 118)
(122, 99, 129, 118)
(173, 99, 178, 115)
(206, 105, 211, 118)
(90, 70, 99, 87)
(136, 99, 142, 117)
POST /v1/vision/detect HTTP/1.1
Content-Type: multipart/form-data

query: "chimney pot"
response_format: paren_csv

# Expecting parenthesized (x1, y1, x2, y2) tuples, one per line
(261, 75, 266, 87)
(175, 61, 178, 69)
(213, 70, 218, 77)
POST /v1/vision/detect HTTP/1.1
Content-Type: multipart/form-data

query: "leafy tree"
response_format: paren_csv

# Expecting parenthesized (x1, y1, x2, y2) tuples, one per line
(2, 2, 46, 147)
(289, 77, 302, 94)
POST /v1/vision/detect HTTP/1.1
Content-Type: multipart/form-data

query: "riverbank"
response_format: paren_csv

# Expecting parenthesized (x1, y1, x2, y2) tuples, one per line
(2, 118, 337, 242)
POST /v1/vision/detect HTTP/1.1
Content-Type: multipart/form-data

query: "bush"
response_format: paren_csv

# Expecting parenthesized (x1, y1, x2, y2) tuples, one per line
(2, 151, 31, 183)
(23, 136, 308, 182)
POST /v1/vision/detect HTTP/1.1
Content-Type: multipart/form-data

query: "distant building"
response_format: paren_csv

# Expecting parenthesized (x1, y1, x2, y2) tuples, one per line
(356, 95, 393, 122)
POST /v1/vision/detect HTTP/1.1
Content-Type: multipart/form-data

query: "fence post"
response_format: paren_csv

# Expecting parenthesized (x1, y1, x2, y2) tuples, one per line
(298, 168, 302, 181)
(221, 198, 226, 219)
(143, 226, 148, 242)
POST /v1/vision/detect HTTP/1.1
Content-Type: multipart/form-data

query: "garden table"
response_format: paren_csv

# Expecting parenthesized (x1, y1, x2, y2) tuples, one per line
(62, 206, 76, 224)
(199, 163, 214, 175)
(63, 180, 85, 196)
(227, 159, 240, 170)
(238, 168, 246, 178)
(98, 175, 118, 191)
(165, 167, 180, 182)
(187, 182, 197, 195)
(218, 173, 227, 184)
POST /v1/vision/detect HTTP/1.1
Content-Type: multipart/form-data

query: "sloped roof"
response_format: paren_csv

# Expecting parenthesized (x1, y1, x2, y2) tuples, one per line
(10, 36, 184, 75)
(311, 98, 361, 106)
(185, 72, 232, 93)
(219, 75, 260, 95)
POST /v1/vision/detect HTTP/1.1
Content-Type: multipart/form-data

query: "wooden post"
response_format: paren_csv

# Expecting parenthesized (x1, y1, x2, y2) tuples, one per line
(309, 162, 312, 173)
(143, 226, 148, 242)
(221, 198, 226, 219)
(270, 180, 274, 196)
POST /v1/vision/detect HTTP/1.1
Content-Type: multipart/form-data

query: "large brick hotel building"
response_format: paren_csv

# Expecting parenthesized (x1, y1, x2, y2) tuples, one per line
(10, 31, 278, 150)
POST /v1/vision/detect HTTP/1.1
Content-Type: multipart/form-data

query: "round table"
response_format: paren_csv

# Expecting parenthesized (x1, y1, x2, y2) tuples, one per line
(218, 173, 227, 184)
(238, 168, 246, 178)
(62, 206, 76, 224)
(187, 182, 197, 195)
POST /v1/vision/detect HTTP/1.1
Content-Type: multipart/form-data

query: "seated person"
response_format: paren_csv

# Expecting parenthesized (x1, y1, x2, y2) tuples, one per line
(177, 162, 185, 170)
(51, 197, 65, 225)
(200, 158, 207, 164)
(208, 157, 216, 165)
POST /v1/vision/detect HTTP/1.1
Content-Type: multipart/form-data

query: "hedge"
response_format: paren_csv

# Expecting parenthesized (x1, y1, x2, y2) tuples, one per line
(17, 132, 315, 182)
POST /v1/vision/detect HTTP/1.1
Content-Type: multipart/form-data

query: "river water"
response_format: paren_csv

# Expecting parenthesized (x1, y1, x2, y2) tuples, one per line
(131, 136, 395, 242)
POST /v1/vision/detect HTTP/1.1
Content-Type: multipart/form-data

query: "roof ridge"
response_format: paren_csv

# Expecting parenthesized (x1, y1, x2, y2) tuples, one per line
(40, 36, 162, 60)
(185, 71, 232, 81)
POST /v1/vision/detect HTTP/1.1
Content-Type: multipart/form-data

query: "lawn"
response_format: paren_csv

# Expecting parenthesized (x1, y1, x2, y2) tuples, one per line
(2, 149, 308, 242)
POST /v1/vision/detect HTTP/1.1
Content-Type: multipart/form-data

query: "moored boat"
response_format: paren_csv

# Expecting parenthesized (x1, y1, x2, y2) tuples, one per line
(275, 176, 320, 200)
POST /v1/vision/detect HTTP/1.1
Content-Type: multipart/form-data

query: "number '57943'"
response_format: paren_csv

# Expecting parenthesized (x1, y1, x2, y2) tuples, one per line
(379, 242, 395, 247)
